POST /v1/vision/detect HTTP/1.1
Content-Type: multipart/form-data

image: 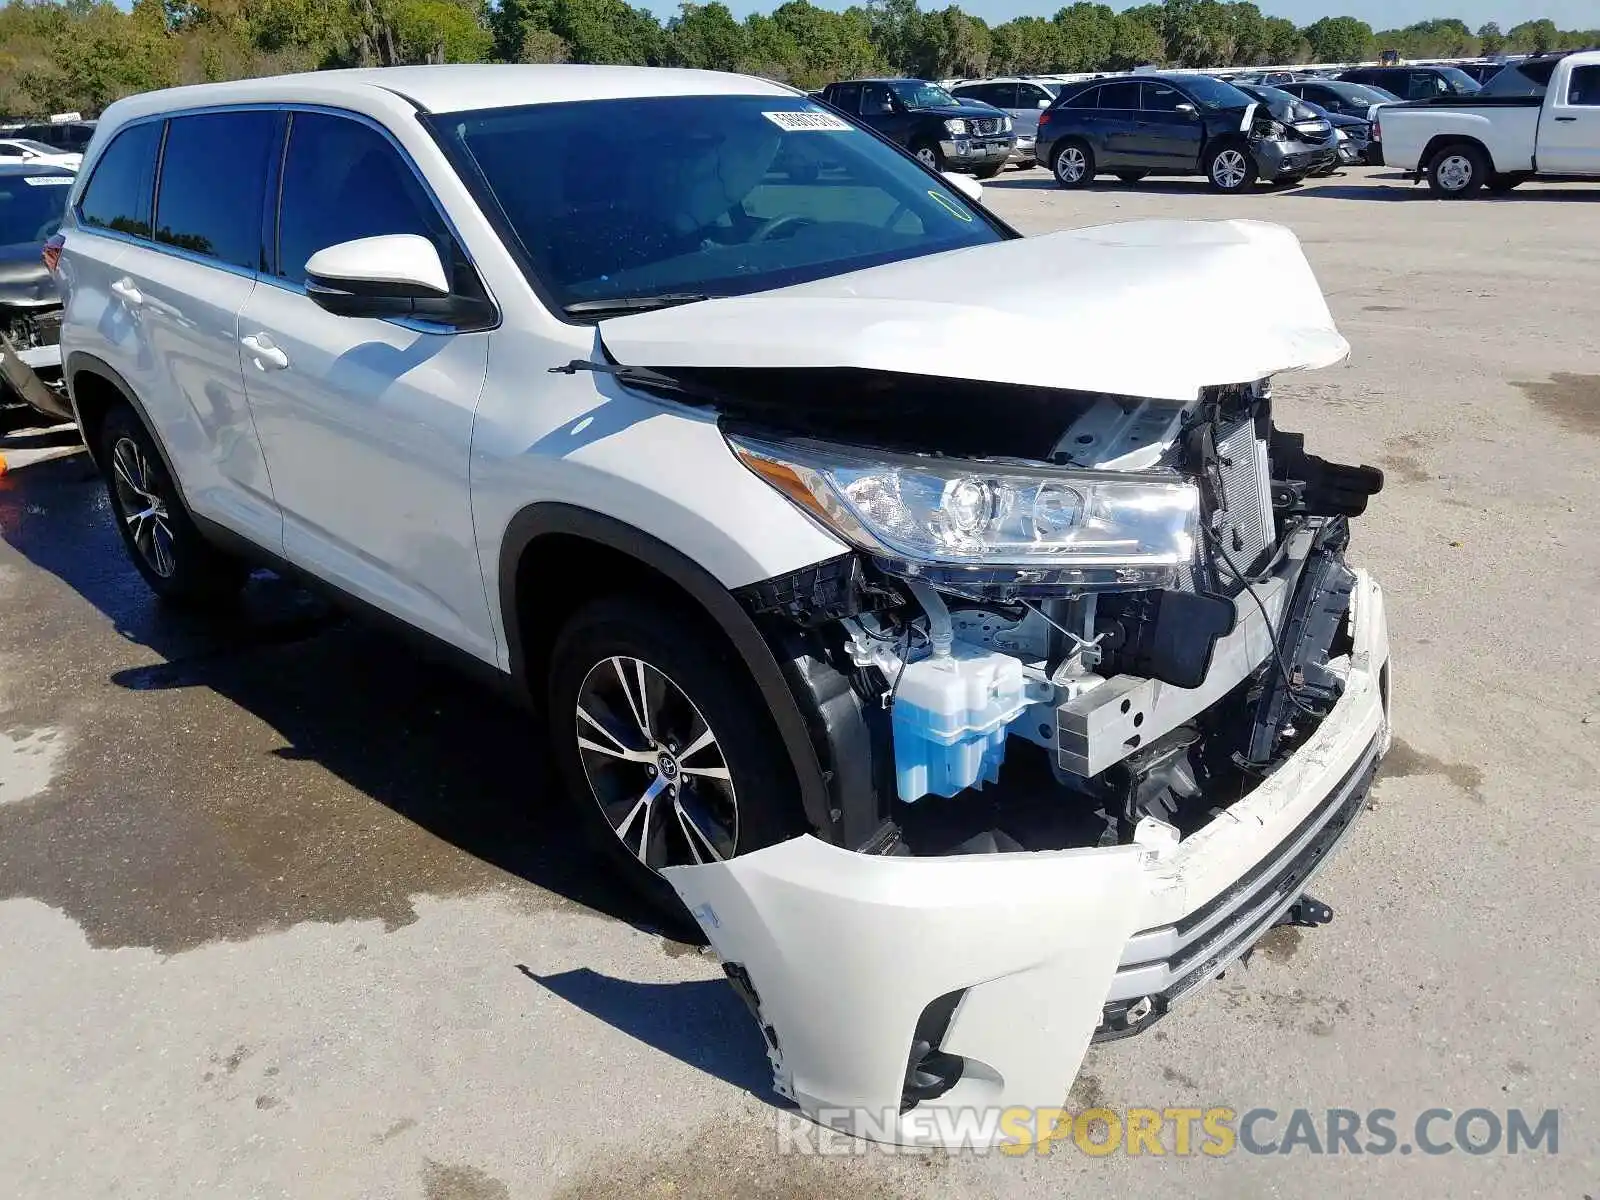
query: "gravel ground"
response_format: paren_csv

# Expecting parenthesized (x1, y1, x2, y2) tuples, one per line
(1, 166, 1596, 1199)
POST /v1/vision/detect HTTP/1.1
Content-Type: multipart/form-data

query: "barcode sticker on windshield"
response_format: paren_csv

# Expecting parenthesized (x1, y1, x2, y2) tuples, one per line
(763, 110, 853, 133)
(22, 175, 72, 186)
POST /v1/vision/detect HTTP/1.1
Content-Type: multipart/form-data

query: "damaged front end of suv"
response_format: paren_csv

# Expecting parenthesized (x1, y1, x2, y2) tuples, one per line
(597, 219, 1391, 1147)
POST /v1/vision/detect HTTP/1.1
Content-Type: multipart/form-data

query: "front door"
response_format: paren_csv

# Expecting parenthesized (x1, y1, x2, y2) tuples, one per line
(859, 84, 914, 146)
(236, 109, 496, 661)
(1539, 63, 1600, 174)
(1138, 82, 1206, 169)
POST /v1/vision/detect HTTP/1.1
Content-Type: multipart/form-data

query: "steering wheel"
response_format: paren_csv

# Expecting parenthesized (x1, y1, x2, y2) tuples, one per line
(750, 213, 816, 243)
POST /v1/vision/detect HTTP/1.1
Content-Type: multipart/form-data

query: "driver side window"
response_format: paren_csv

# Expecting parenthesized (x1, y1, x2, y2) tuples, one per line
(862, 85, 896, 115)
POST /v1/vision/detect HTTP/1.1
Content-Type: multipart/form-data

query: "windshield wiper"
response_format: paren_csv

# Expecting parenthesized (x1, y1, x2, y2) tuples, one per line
(563, 292, 712, 317)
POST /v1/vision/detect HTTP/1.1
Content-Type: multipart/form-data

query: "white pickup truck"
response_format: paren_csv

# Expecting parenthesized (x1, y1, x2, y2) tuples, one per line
(1379, 50, 1600, 196)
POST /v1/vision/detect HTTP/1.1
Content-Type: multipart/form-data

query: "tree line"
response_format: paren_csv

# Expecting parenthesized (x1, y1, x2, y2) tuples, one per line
(1, 0, 1594, 119)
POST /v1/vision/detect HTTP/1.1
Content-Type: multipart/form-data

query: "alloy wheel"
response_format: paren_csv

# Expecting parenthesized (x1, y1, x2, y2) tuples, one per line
(1212, 149, 1248, 190)
(110, 436, 176, 578)
(574, 655, 737, 870)
(1436, 154, 1472, 192)
(1056, 146, 1087, 183)
(915, 146, 938, 168)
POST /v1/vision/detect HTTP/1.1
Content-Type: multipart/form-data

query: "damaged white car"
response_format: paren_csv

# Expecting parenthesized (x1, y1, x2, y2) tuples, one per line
(61, 67, 1390, 1149)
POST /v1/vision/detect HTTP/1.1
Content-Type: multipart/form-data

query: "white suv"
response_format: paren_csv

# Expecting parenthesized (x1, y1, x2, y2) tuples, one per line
(56, 65, 1392, 1146)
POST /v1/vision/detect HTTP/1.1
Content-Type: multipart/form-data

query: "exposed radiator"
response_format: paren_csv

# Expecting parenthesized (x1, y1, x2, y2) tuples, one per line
(1179, 417, 1276, 595)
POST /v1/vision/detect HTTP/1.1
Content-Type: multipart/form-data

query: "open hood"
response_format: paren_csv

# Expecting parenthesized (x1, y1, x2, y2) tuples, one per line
(599, 219, 1348, 404)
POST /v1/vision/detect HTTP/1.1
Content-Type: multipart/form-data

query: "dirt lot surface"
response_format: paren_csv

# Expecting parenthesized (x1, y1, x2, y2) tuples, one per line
(2, 167, 1596, 1197)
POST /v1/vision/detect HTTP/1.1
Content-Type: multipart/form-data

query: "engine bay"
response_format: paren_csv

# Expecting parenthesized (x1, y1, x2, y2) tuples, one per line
(733, 378, 1385, 858)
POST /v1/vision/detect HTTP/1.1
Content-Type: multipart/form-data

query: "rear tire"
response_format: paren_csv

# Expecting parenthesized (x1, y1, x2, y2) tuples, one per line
(972, 162, 1004, 180)
(1205, 142, 1257, 192)
(1427, 143, 1487, 197)
(1052, 139, 1094, 189)
(547, 595, 808, 931)
(96, 405, 247, 607)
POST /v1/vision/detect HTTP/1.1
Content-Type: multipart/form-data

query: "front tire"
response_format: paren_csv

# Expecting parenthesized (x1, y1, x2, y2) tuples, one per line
(548, 596, 807, 927)
(1052, 139, 1094, 189)
(1427, 143, 1487, 197)
(912, 140, 943, 171)
(972, 162, 1004, 180)
(1205, 143, 1257, 192)
(96, 405, 247, 606)
(1115, 171, 1146, 185)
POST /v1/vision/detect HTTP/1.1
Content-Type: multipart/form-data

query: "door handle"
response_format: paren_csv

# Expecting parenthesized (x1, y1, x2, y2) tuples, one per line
(109, 277, 142, 305)
(240, 332, 289, 370)
(1554, 116, 1577, 122)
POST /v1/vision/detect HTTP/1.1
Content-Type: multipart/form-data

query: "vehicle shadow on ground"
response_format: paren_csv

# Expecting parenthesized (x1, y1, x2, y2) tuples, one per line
(0, 450, 663, 938)
(519, 966, 778, 1099)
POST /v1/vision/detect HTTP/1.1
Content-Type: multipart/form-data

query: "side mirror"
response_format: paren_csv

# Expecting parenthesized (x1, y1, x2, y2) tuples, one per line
(304, 234, 461, 321)
(1036, 98, 1050, 109)
(942, 171, 983, 204)
(1175, 102, 1197, 116)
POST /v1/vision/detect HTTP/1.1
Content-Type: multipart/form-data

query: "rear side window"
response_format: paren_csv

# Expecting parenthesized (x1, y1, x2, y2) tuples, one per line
(276, 111, 448, 285)
(1098, 82, 1140, 110)
(1063, 86, 1100, 110)
(154, 111, 274, 270)
(1570, 65, 1600, 106)
(78, 121, 161, 239)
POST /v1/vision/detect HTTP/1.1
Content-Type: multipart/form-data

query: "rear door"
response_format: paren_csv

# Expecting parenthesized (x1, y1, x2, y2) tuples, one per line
(1012, 83, 1054, 143)
(1538, 61, 1600, 174)
(1095, 81, 1143, 166)
(71, 111, 280, 548)
(1138, 81, 1205, 169)
(236, 109, 495, 659)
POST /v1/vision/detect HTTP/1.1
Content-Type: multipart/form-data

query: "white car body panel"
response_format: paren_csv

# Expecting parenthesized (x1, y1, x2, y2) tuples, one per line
(1380, 51, 1600, 176)
(600, 219, 1349, 403)
(667, 571, 1390, 1147)
(60, 233, 282, 551)
(236, 283, 498, 660)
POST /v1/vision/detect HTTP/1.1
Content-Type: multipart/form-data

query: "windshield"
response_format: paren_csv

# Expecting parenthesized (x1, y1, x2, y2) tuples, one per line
(1436, 66, 1482, 94)
(436, 95, 1007, 313)
(1176, 75, 1255, 110)
(889, 81, 959, 109)
(0, 173, 70, 245)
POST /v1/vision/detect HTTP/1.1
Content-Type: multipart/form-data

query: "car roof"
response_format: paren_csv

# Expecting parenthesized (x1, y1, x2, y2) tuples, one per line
(98, 65, 797, 124)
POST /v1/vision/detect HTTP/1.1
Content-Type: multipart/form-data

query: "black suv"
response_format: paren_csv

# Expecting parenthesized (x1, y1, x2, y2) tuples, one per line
(1036, 73, 1337, 193)
(1337, 65, 1481, 101)
(818, 78, 1014, 177)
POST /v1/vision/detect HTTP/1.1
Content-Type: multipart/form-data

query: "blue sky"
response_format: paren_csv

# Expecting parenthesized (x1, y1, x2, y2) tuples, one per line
(684, 1, 1596, 27)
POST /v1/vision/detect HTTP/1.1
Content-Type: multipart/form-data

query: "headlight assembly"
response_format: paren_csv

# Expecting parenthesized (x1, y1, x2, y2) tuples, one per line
(729, 433, 1199, 590)
(944, 118, 969, 135)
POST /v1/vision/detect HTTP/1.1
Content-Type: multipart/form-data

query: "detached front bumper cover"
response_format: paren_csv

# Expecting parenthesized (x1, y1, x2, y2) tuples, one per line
(664, 571, 1391, 1148)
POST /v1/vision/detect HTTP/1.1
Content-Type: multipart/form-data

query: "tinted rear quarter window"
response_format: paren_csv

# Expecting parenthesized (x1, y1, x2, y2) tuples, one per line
(1063, 86, 1100, 110)
(78, 121, 161, 238)
(154, 110, 274, 269)
(276, 111, 447, 284)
